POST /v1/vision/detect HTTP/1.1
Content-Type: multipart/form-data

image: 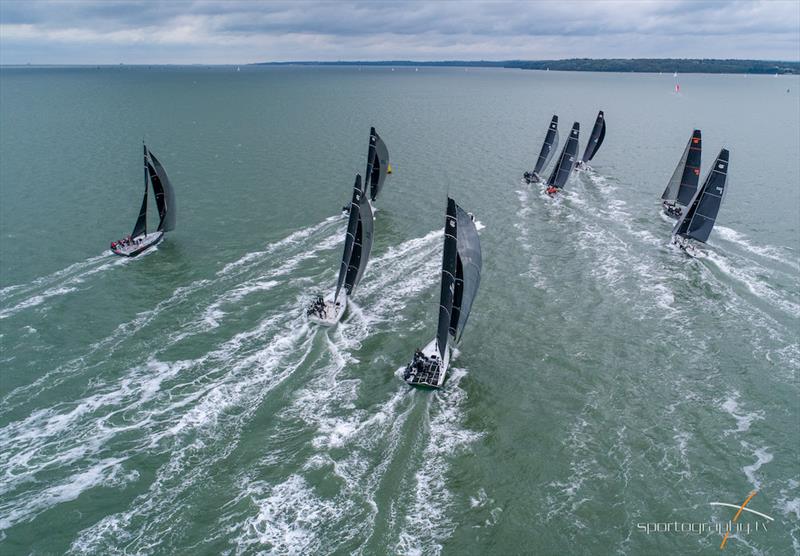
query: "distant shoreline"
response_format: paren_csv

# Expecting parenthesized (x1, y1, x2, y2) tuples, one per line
(254, 58, 799, 75)
(3, 58, 798, 75)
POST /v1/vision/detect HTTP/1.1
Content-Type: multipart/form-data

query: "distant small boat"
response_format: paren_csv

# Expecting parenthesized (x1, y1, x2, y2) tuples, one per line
(309, 174, 374, 325)
(404, 197, 482, 388)
(236, 66, 240, 72)
(524, 115, 559, 183)
(110, 144, 176, 257)
(673, 71, 678, 78)
(672, 148, 729, 255)
(576, 110, 605, 170)
(661, 130, 702, 218)
(545, 122, 580, 195)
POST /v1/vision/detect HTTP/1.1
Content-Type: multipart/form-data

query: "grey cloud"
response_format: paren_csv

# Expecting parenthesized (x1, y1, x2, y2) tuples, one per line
(1, 0, 797, 64)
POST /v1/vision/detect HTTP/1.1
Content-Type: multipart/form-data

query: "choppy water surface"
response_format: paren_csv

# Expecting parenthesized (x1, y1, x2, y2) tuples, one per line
(1, 66, 798, 554)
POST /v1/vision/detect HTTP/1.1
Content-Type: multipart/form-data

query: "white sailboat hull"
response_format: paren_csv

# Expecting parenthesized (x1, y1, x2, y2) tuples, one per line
(111, 231, 164, 257)
(672, 235, 700, 257)
(307, 293, 347, 326)
(404, 337, 450, 388)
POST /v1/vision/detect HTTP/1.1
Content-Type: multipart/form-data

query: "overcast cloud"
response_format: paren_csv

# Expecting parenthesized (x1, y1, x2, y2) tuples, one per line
(1, 0, 798, 64)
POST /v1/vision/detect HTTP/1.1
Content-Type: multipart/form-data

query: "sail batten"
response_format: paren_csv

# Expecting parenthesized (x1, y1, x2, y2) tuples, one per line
(547, 122, 580, 188)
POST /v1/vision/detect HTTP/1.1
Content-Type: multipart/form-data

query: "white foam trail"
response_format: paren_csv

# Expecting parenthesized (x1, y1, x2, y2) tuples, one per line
(217, 216, 339, 276)
(704, 250, 800, 318)
(0, 253, 108, 300)
(395, 368, 479, 556)
(715, 226, 799, 271)
(719, 392, 765, 435)
(742, 447, 773, 490)
(67, 314, 316, 552)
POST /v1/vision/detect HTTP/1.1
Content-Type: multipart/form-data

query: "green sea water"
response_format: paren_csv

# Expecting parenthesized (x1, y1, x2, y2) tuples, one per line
(0, 66, 798, 555)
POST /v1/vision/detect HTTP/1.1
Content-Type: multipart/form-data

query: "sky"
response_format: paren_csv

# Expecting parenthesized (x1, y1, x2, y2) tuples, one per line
(1, 0, 798, 65)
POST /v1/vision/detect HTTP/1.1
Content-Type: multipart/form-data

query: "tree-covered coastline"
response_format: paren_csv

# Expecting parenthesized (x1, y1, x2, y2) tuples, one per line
(255, 58, 799, 75)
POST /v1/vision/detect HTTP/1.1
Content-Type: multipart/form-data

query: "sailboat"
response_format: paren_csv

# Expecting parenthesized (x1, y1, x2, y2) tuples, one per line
(404, 197, 482, 388)
(309, 174, 374, 325)
(110, 144, 177, 257)
(523, 115, 559, 184)
(661, 130, 702, 218)
(575, 111, 606, 170)
(343, 127, 391, 216)
(545, 122, 580, 195)
(671, 148, 729, 255)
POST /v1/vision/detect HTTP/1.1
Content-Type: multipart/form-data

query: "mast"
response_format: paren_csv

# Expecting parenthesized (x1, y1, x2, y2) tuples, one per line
(673, 148, 729, 243)
(335, 174, 363, 301)
(533, 115, 559, 176)
(131, 144, 149, 238)
(580, 111, 605, 163)
(436, 198, 458, 359)
(547, 122, 580, 189)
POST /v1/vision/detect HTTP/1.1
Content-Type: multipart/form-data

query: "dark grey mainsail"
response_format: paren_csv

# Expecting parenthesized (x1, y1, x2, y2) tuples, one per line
(673, 148, 729, 243)
(449, 205, 482, 343)
(436, 197, 459, 359)
(547, 122, 580, 189)
(148, 149, 177, 232)
(335, 174, 373, 301)
(532, 115, 559, 176)
(344, 186, 374, 294)
(669, 130, 702, 207)
(365, 127, 390, 202)
(580, 111, 605, 163)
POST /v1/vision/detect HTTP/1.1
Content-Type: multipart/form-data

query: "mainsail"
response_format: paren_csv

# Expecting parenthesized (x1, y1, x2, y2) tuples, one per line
(131, 145, 149, 238)
(335, 174, 373, 301)
(448, 205, 482, 343)
(148, 149, 177, 232)
(673, 148, 729, 243)
(547, 122, 580, 189)
(662, 130, 702, 206)
(436, 198, 459, 359)
(580, 111, 606, 163)
(365, 127, 390, 202)
(532, 115, 559, 176)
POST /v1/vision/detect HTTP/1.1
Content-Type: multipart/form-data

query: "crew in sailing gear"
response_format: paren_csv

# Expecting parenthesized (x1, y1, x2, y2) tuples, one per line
(546, 186, 558, 195)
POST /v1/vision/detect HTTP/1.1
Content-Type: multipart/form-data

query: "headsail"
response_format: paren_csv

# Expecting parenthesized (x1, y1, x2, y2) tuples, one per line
(580, 111, 605, 163)
(532, 115, 559, 176)
(449, 205, 482, 343)
(547, 122, 580, 189)
(436, 198, 459, 360)
(148, 149, 177, 232)
(365, 127, 390, 202)
(131, 144, 149, 238)
(673, 148, 729, 243)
